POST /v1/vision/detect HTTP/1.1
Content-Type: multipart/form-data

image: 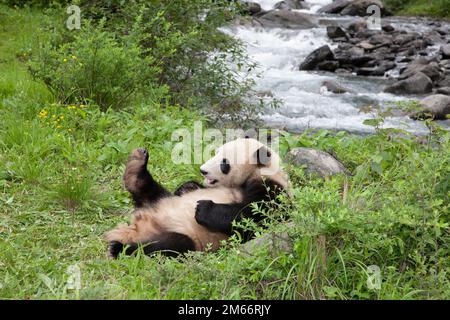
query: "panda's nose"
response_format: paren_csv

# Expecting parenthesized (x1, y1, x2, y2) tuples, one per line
(200, 168, 208, 176)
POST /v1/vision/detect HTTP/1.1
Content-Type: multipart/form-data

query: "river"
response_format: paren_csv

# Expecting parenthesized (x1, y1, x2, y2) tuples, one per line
(222, 0, 450, 134)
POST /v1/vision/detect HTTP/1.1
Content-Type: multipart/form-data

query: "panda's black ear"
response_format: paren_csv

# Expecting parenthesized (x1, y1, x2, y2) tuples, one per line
(255, 146, 271, 166)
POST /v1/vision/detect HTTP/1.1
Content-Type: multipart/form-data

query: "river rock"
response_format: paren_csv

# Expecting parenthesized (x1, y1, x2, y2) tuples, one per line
(318, 0, 352, 14)
(382, 24, 395, 32)
(299, 45, 334, 70)
(241, 2, 262, 15)
(274, 0, 306, 10)
(399, 60, 442, 82)
(286, 148, 348, 178)
(346, 19, 368, 33)
(317, 60, 340, 72)
(438, 76, 450, 88)
(436, 87, 450, 95)
(410, 94, 450, 120)
(321, 80, 349, 94)
(384, 72, 433, 95)
(258, 10, 317, 29)
(341, 0, 385, 17)
(441, 44, 450, 59)
(327, 26, 347, 39)
(357, 62, 395, 76)
(242, 229, 293, 255)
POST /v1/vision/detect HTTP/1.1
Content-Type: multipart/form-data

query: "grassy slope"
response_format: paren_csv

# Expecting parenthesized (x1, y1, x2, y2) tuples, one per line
(384, 0, 450, 19)
(0, 6, 449, 299)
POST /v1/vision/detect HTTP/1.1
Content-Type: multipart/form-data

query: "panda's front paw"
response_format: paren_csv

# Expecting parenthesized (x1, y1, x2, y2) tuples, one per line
(130, 147, 149, 164)
(108, 241, 125, 259)
(195, 200, 215, 226)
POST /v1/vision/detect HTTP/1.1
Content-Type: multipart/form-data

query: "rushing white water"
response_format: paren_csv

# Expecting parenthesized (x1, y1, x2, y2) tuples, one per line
(224, 0, 439, 134)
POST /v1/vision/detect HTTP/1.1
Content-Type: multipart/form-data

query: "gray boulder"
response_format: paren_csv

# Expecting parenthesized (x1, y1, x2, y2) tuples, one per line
(441, 44, 450, 59)
(258, 10, 317, 29)
(341, 0, 385, 17)
(242, 229, 293, 256)
(317, 60, 340, 72)
(321, 80, 350, 94)
(318, 0, 352, 14)
(399, 60, 442, 82)
(241, 2, 262, 15)
(384, 72, 433, 95)
(274, 0, 306, 10)
(286, 148, 348, 178)
(410, 94, 450, 120)
(327, 26, 348, 39)
(299, 45, 334, 71)
(436, 87, 450, 95)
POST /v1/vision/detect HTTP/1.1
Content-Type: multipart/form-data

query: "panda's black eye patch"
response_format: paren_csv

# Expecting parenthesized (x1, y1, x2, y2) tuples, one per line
(220, 158, 230, 175)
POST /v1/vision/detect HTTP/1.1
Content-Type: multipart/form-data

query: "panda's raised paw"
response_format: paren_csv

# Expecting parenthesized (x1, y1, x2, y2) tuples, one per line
(195, 200, 215, 226)
(130, 147, 149, 163)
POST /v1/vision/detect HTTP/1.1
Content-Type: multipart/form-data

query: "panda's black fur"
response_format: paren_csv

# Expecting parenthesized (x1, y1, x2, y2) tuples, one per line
(105, 138, 288, 258)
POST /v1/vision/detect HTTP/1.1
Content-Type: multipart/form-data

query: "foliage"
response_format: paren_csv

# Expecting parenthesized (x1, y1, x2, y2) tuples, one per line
(19, 0, 267, 126)
(28, 22, 160, 110)
(1, 4, 449, 300)
(384, 0, 450, 18)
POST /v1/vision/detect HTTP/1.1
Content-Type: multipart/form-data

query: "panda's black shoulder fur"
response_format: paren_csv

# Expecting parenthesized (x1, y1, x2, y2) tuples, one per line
(194, 177, 284, 237)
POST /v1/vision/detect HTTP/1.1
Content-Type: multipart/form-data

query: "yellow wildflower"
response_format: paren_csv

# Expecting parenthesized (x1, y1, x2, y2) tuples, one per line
(63, 58, 67, 62)
(71, 55, 77, 60)
(52, 114, 56, 118)
(56, 125, 62, 129)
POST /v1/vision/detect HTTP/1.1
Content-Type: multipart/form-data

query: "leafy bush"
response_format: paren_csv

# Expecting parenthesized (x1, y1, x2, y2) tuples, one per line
(28, 23, 160, 110)
(78, 0, 266, 126)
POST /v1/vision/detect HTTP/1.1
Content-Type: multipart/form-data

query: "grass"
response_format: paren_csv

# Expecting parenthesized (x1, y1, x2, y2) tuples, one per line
(384, 0, 450, 19)
(0, 5, 449, 300)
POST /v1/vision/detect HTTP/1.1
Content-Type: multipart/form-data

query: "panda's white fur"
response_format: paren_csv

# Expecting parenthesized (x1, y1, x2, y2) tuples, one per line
(105, 138, 288, 255)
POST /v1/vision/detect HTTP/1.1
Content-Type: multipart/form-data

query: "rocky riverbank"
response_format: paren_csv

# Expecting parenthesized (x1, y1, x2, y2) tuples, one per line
(229, 0, 450, 132)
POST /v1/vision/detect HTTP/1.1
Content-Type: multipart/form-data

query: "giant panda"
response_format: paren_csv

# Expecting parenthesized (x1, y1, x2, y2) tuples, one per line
(105, 137, 288, 258)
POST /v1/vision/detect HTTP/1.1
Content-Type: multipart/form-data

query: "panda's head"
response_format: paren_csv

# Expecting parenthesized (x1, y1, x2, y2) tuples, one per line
(199, 138, 287, 188)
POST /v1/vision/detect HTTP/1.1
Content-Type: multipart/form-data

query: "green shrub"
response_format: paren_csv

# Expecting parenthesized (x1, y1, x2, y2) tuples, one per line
(28, 23, 160, 110)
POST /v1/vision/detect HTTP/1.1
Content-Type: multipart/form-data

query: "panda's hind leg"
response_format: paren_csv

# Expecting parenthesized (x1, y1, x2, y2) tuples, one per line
(124, 148, 170, 207)
(108, 232, 196, 258)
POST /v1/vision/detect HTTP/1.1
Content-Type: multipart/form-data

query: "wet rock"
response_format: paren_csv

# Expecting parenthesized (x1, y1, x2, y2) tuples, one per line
(441, 44, 450, 59)
(274, 0, 306, 10)
(357, 40, 375, 50)
(399, 60, 442, 82)
(341, 0, 385, 17)
(384, 72, 433, 95)
(393, 33, 420, 46)
(258, 10, 317, 29)
(317, 60, 340, 72)
(318, 0, 351, 14)
(410, 94, 450, 120)
(382, 24, 395, 33)
(299, 45, 334, 71)
(436, 87, 450, 95)
(369, 34, 392, 45)
(241, 2, 262, 15)
(327, 26, 347, 39)
(286, 148, 349, 178)
(357, 62, 395, 76)
(438, 76, 450, 87)
(256, 90, 274, 97)
(335, 68, 352, 74)
(321, 80, 349, 94)
(346, 19, 367, 33)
